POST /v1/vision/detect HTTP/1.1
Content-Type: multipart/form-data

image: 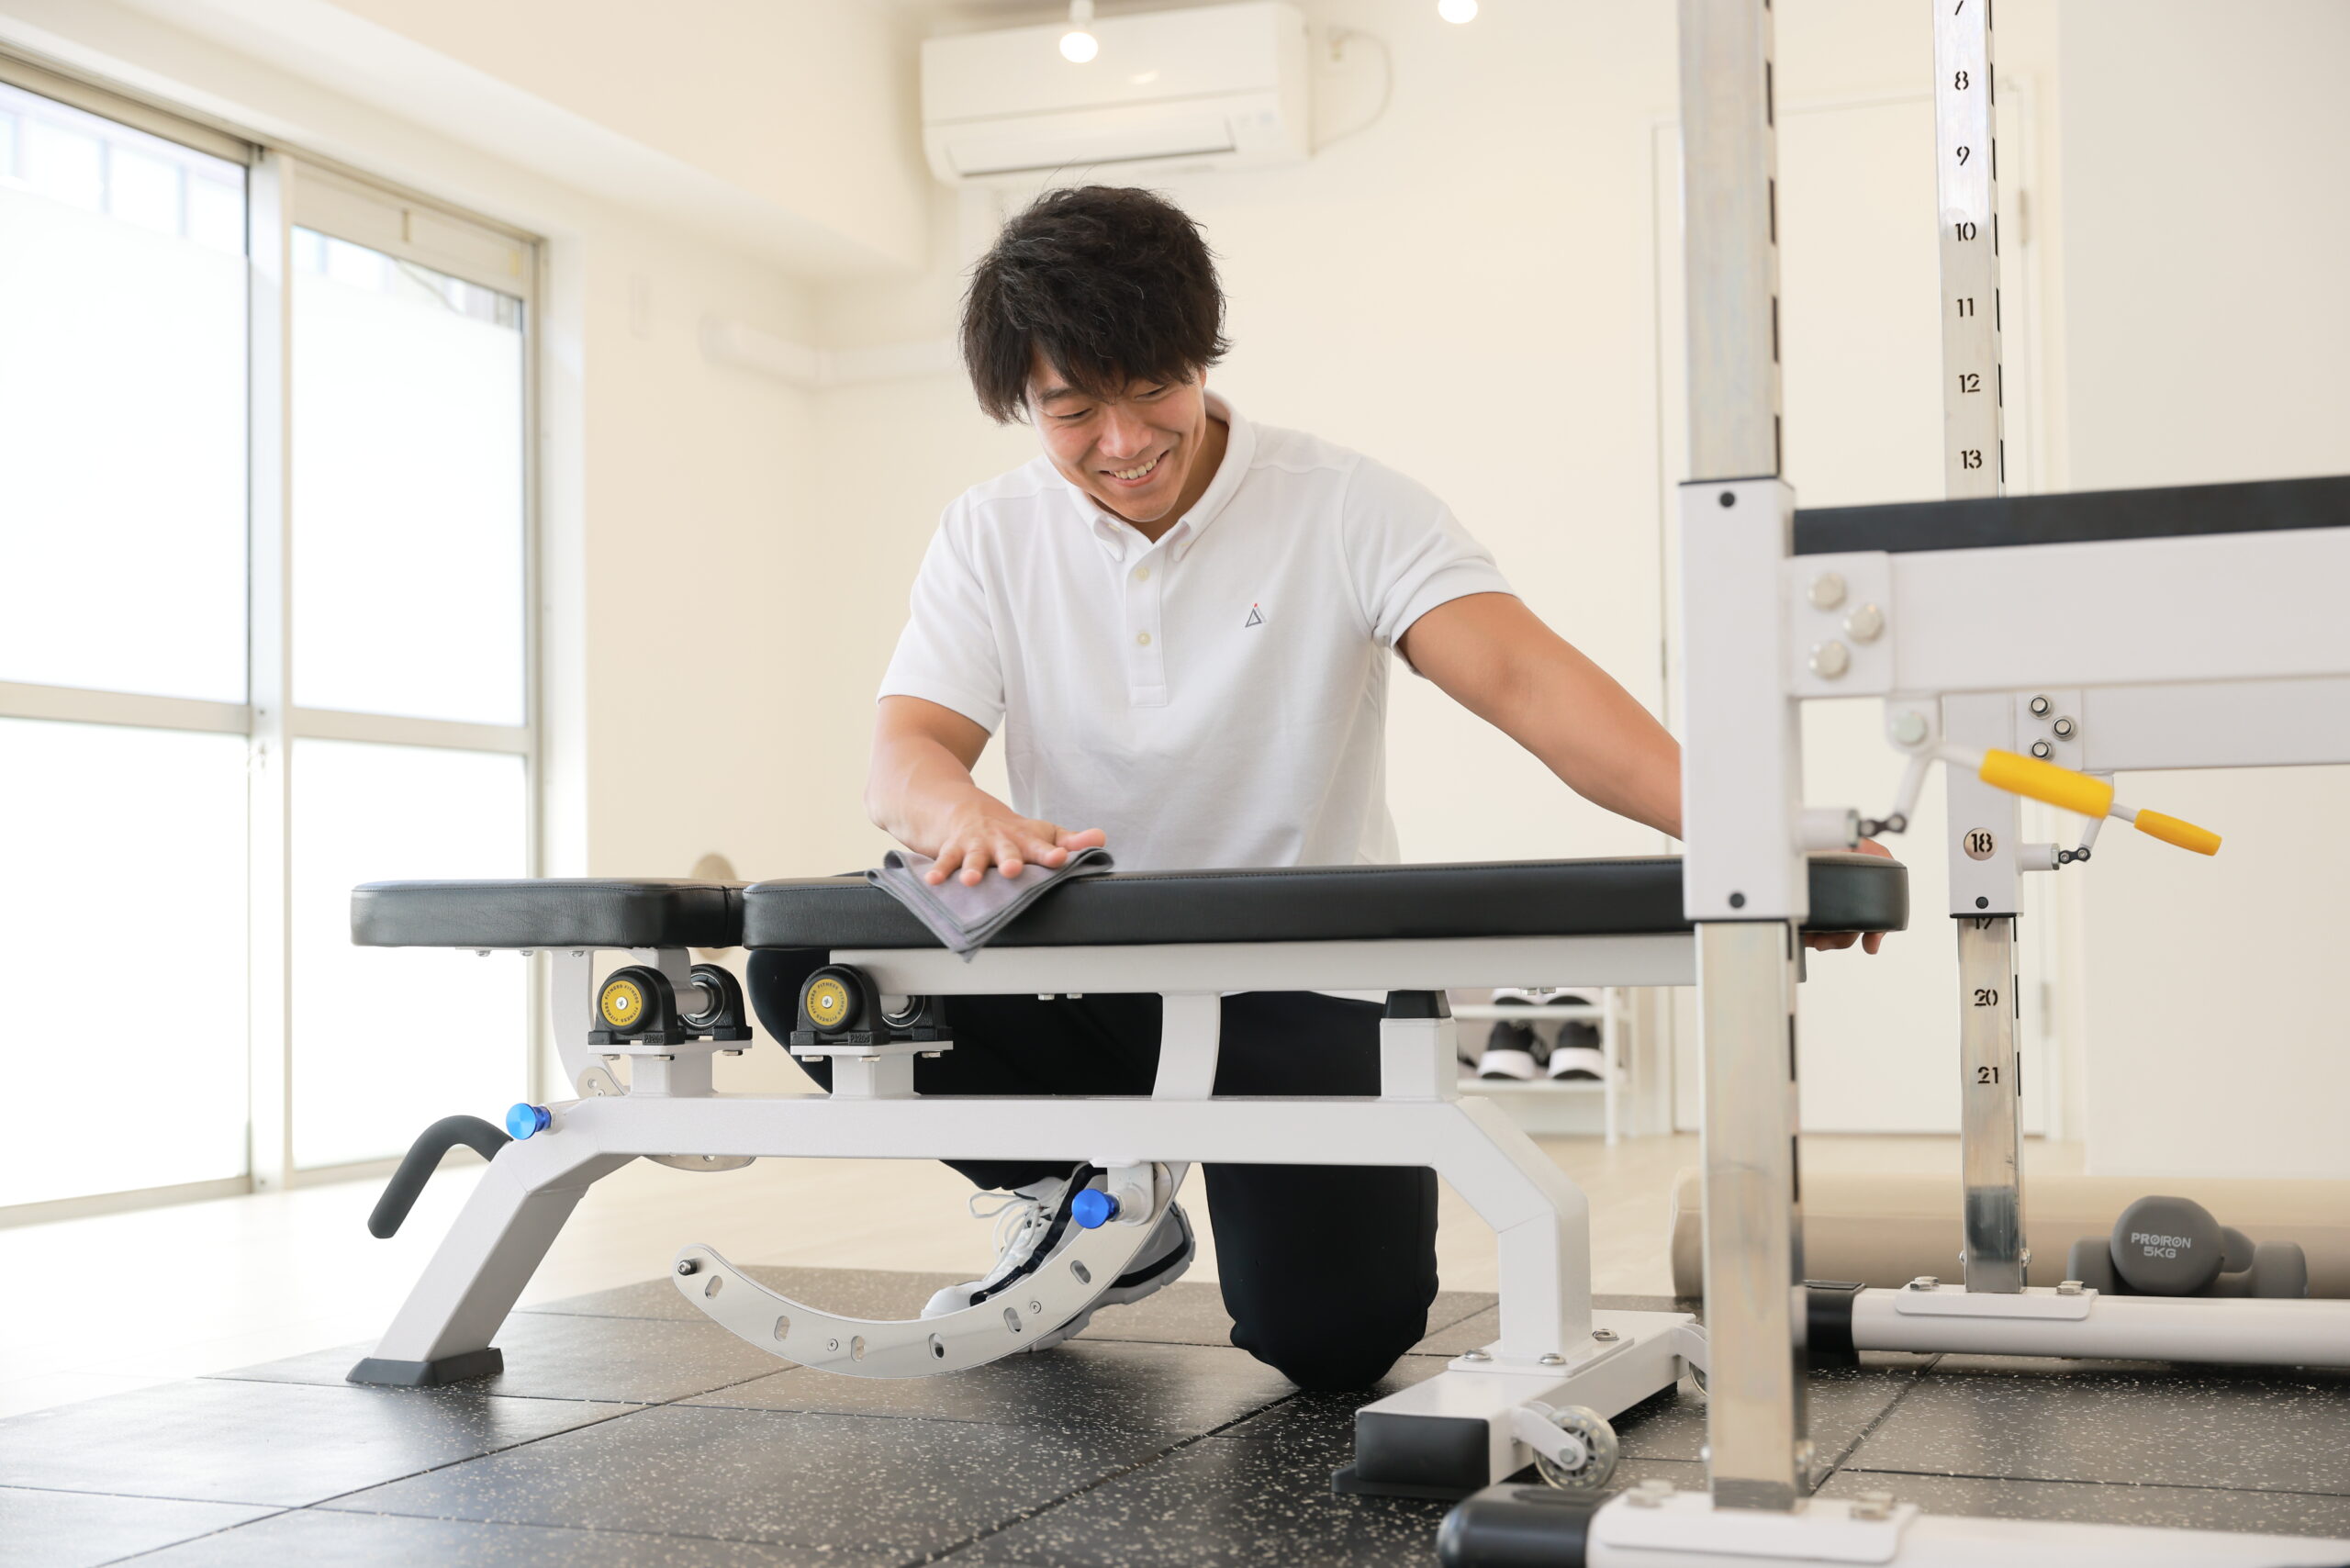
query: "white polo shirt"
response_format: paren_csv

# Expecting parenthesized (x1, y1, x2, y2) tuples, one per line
(878, 395, 1512, 870)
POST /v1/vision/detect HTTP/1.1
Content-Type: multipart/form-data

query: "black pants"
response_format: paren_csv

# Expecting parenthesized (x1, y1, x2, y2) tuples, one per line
(746, 949, 1439, 1391)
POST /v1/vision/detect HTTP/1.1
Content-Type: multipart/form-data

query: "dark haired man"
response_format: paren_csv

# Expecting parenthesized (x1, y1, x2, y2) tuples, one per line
(748, 185, 1880, 1393)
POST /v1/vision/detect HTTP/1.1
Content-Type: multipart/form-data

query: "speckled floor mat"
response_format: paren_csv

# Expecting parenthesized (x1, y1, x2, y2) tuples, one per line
(5, 1269, 2348, 1566)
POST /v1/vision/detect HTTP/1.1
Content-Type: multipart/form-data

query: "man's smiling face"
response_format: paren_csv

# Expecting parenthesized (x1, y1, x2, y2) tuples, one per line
(1031, 353, 1209, 526)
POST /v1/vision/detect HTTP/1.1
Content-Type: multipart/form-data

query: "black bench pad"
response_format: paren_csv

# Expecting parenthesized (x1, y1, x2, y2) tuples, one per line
(742, 853, 1906, 951)
(351, 879, 744, 950)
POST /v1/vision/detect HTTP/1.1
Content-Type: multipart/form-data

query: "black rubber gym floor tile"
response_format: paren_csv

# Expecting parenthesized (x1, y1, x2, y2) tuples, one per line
(522, 1266, 966, 1325)
(212, 1312, 789, 1405)
(1405, 1293, 1682, 1357)
(949, 1437, 1710, 1566)
(1216, 1355, 1448, 1462)
(1601, 1353, 1937, 1464)
(0, 1485, 280, 1568)
(319, 1403, 1167, 1560)
(945, 1431, 1456, 1566)
(684, 1338, 1296, 1437)
(0, 1379, 631, 1507)
(1816, 1467, 2350, 1538)
(123, 1506, 898, 1567)
(1074, 1279, 1494, 1350)
(1845, 1357, 2350, 1495)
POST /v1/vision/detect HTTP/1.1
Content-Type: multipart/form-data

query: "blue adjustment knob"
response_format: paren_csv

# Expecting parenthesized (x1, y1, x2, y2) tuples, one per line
(1070, 1187, 1118, 1229)
(506, 1103, 553, 1140)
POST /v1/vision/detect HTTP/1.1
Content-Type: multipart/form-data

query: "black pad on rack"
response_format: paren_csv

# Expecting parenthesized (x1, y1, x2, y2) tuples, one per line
(742, 853, 1907, 952)
(351, 879, 744, 951)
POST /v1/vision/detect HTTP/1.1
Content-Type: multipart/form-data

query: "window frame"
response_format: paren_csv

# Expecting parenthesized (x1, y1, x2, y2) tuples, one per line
(0, 50, 544, 1222)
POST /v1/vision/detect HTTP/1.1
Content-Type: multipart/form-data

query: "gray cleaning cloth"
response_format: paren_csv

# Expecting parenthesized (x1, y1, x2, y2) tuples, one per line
(867, 846, 1114, 959)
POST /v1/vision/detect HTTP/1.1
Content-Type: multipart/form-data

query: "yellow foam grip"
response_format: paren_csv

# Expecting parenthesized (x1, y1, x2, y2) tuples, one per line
(1978, 749, 2117, 819)
(2133, 809, 2221, 857)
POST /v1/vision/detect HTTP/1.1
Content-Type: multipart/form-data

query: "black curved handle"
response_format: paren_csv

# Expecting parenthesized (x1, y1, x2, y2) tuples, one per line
(369, 1114, 512, 1238)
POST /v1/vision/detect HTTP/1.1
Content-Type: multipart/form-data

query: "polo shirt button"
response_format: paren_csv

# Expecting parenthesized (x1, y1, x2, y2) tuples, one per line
(1135, 566, 1150, 582)
(1136, 632, 1152, 646)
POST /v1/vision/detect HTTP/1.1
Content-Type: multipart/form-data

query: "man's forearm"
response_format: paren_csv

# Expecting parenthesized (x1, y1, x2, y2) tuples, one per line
(866, 730, 991, 856)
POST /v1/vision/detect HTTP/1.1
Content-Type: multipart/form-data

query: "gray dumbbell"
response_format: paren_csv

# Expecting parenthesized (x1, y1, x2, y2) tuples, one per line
(2065, 1194, 2308, 1299)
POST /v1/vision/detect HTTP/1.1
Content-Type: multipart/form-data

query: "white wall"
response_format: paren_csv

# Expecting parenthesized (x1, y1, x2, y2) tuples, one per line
(2056, 0, 2350, 1177)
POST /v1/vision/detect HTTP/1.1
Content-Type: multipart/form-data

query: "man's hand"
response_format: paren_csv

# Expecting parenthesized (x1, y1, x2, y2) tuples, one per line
(1803, 837, 1896, 955)
(868, 696, 1107, 886)
(924, 798, 1104, 887)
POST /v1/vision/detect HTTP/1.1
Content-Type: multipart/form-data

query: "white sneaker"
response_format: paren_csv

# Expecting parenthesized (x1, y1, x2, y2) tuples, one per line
(923, 1169, 1196, 1350)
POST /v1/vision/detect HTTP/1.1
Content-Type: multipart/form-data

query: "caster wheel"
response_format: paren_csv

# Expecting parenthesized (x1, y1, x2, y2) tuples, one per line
(800, 966, 863, 1035)
(1528, 1402, 1619, 1491)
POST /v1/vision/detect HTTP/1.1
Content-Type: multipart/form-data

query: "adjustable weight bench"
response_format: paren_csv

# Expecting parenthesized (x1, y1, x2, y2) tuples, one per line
(348, 853, 1906, 1497)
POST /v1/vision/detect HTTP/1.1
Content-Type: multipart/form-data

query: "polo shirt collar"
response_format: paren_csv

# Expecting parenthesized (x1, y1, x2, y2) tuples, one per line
(1075, 391, 1256, 562)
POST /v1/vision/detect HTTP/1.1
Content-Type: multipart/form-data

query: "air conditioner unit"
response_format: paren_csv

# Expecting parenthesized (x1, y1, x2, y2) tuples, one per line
(921, 2, 1309, 186)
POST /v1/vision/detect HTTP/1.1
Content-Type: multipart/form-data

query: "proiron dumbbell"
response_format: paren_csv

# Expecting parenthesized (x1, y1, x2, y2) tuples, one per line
(2066, 1193, 2308, 1299)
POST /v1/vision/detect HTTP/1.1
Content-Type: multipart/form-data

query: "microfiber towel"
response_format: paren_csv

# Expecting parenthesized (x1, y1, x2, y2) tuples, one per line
(867, 846, 1115, 958)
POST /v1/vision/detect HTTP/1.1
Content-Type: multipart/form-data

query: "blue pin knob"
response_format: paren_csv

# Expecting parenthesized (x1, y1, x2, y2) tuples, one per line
(1070, 1187, 1119, 1229)
(506, 1103, 553, 1140)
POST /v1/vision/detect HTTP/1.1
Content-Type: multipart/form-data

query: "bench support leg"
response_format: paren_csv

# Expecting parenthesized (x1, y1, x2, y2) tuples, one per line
(350, 1146, 631, 1385)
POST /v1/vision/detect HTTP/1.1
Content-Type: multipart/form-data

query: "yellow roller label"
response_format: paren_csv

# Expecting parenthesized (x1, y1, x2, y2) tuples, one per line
(599, 978, 643, 1028)
(2133, 810, 2221, 857)
(1978, 749, 2116, 818)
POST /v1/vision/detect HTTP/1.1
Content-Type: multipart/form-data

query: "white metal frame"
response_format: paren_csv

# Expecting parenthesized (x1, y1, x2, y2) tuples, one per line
(362, 934, 1710, 1495)
(1623, 0, 2350, 1561)
(0, 51, 543, 1216)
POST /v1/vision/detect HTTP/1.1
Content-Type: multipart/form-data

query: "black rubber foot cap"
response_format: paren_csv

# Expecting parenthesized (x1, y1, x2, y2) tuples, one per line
(347, 1347, 503, 1387)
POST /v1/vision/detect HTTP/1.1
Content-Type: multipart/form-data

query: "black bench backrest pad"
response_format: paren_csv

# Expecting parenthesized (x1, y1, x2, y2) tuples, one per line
(351, 879, 744, 950)
(742, 854, 1907, 952)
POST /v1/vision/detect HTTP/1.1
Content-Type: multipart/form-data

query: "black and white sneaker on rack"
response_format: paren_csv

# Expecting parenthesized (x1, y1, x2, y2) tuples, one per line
(922, 1168, 1195, 1350)
(1547, 991, 1606, 1081)
(1475, 988, 1550, 1080)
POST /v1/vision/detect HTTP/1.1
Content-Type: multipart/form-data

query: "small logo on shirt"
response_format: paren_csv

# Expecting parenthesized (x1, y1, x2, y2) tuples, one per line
(1244, 603, 1264, 628)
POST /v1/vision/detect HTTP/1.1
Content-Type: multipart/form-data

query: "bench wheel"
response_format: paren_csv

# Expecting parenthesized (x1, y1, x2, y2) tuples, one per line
(1528, 1403, 1618, 1491)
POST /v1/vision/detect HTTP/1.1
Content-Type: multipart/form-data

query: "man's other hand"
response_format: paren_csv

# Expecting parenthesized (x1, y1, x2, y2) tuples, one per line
(1803, 837, 1896, 955)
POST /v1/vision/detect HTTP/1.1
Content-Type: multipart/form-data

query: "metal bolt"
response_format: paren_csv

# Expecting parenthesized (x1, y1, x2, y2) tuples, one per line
(2052, 716, 2076, 738)
(2031, 739, 2053, 758)
(1908, 1275, 1940, 1290)
(1851, 1488, 1896, 1521)
(2030, 695, 2051, 716)
(1808, 571, 1848, 610)
(1890, 710, 1930, 746)
(1808, 640, 1852, 679)
(677, 1260, 699, 1276)
(1461, 1349, 1491, 1363)
(2056, 1279, 2086, 1296)
(1844, 602, 1886, 643)
(1539, 1352, 1565, 1366)
(1591, 1328, 1620, 1343)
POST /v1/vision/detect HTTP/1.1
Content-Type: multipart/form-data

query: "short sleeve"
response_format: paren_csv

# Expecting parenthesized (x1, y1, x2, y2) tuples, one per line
(1340, 457, 1515, 647)
(877, 506, 1006, 732)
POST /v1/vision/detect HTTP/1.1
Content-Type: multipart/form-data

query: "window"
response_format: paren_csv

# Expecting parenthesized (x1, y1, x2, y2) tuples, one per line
(0, 60, 539, 1217)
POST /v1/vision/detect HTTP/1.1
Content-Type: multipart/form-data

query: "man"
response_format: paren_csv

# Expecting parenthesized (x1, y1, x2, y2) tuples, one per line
(749, 185, 1882, 1392)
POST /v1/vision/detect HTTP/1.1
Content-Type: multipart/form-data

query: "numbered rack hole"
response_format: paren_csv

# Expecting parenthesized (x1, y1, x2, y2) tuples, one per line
(703, 1275, 723, 1299)
(1070, 1260, 1091, 1286)
(929, 1333, 946, 1360)
(772, 1315, 790, 1342)
(1003, 1305, 1024, 1335)
(851, 1335, 867, 1362)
